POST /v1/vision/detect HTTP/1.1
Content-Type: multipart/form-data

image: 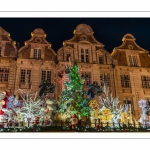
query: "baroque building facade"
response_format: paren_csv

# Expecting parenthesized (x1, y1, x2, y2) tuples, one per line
(0, 24, 150, 120)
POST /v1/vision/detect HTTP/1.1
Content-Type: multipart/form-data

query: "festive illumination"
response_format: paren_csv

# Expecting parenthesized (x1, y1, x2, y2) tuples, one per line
(13, 89, 44, 124)
(57, 62, 90, 120)
(100, 108, 114, 123)
(0, 65, 150, 131)
(138, 99, 148, 124)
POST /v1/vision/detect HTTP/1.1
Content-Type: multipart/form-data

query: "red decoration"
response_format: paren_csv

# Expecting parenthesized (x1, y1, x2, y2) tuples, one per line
(97, 125, 100, 130)
(0, 91, 9, 115)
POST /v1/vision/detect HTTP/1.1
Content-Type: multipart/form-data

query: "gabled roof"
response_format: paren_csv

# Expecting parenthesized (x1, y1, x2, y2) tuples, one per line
(113, 33, 147, 52)
(25, 28, 51, 45)
(63, 24, 104, 47)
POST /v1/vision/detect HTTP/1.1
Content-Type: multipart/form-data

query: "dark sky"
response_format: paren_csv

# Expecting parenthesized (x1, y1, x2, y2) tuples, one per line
(0, 18, 150, 53)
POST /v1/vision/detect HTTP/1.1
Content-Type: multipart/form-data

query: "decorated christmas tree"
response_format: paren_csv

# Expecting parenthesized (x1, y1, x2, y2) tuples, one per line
(58, 62, 90, 120)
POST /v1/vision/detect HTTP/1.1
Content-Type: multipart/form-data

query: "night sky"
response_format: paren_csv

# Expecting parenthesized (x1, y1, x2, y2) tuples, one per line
(0, 18, 150, 53)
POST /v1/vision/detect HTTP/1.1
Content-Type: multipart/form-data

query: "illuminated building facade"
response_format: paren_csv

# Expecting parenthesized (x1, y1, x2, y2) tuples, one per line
(0, 24, 150, 119)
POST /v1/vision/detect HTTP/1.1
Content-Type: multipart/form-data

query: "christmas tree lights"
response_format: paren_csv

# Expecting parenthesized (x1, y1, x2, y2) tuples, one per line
(57, 62, 90, 119)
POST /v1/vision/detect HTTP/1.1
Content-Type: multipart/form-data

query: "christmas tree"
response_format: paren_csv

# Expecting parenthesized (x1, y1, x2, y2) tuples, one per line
(58, 62, 90, 119)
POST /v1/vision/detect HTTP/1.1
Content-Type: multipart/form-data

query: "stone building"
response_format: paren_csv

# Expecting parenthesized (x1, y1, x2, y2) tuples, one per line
(0, 24, 150, 119)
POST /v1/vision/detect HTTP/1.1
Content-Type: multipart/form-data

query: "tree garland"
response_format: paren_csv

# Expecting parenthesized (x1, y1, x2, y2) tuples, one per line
(0, 125, 149, 132)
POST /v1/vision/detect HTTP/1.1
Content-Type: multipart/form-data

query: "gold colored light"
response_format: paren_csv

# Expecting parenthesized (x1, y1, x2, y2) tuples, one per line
(13, 41, 16, 44)
(44, 34, 46, 38)
(73, 30, 76, 34)
(24, 42, 27, 45)
(31, 32, 33, 37)
(63, 42, 66, 46)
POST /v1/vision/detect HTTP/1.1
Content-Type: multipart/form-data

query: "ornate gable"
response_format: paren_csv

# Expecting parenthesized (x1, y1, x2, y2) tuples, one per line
(25, 28, 50, 45)
(63, 24, 104, 46)
(111, 33, 149, 67)
(0, 26, 17, 57)
(114, 33, 147, 51)
(18, 28, 56, 59)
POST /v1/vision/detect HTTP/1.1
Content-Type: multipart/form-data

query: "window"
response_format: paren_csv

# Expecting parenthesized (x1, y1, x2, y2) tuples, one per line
(100, 73, 110, 86)
(121, 75, 131, 88)
(0, 67, 9, 82)
(81, 72, 91, 86)
(141, 76, 150, 88)
(123, 97, 134, 114)
(20, 69, 31, 83)
(81, 48, 89, 63)
(66, 54, 71, 61)
(33, 49, 41, 59)
(145, 98, 150, 106)
(99, 56, 104, 64)
(128, 55, 138, 66)
(41, 71, 51, 83)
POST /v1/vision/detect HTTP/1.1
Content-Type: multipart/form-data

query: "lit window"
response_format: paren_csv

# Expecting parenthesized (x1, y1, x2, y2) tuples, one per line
(0, 67, 9, 82)
(141, 76, 150, 88)
(33, 49, 41, 59)
(20, 69, 31, 83)
(128, 55, 138, 66)
(41, 71, 51, 83)
(121, 75, 131, 88)
(81, 48, 89, 63)
(100, 73, 110, 86)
